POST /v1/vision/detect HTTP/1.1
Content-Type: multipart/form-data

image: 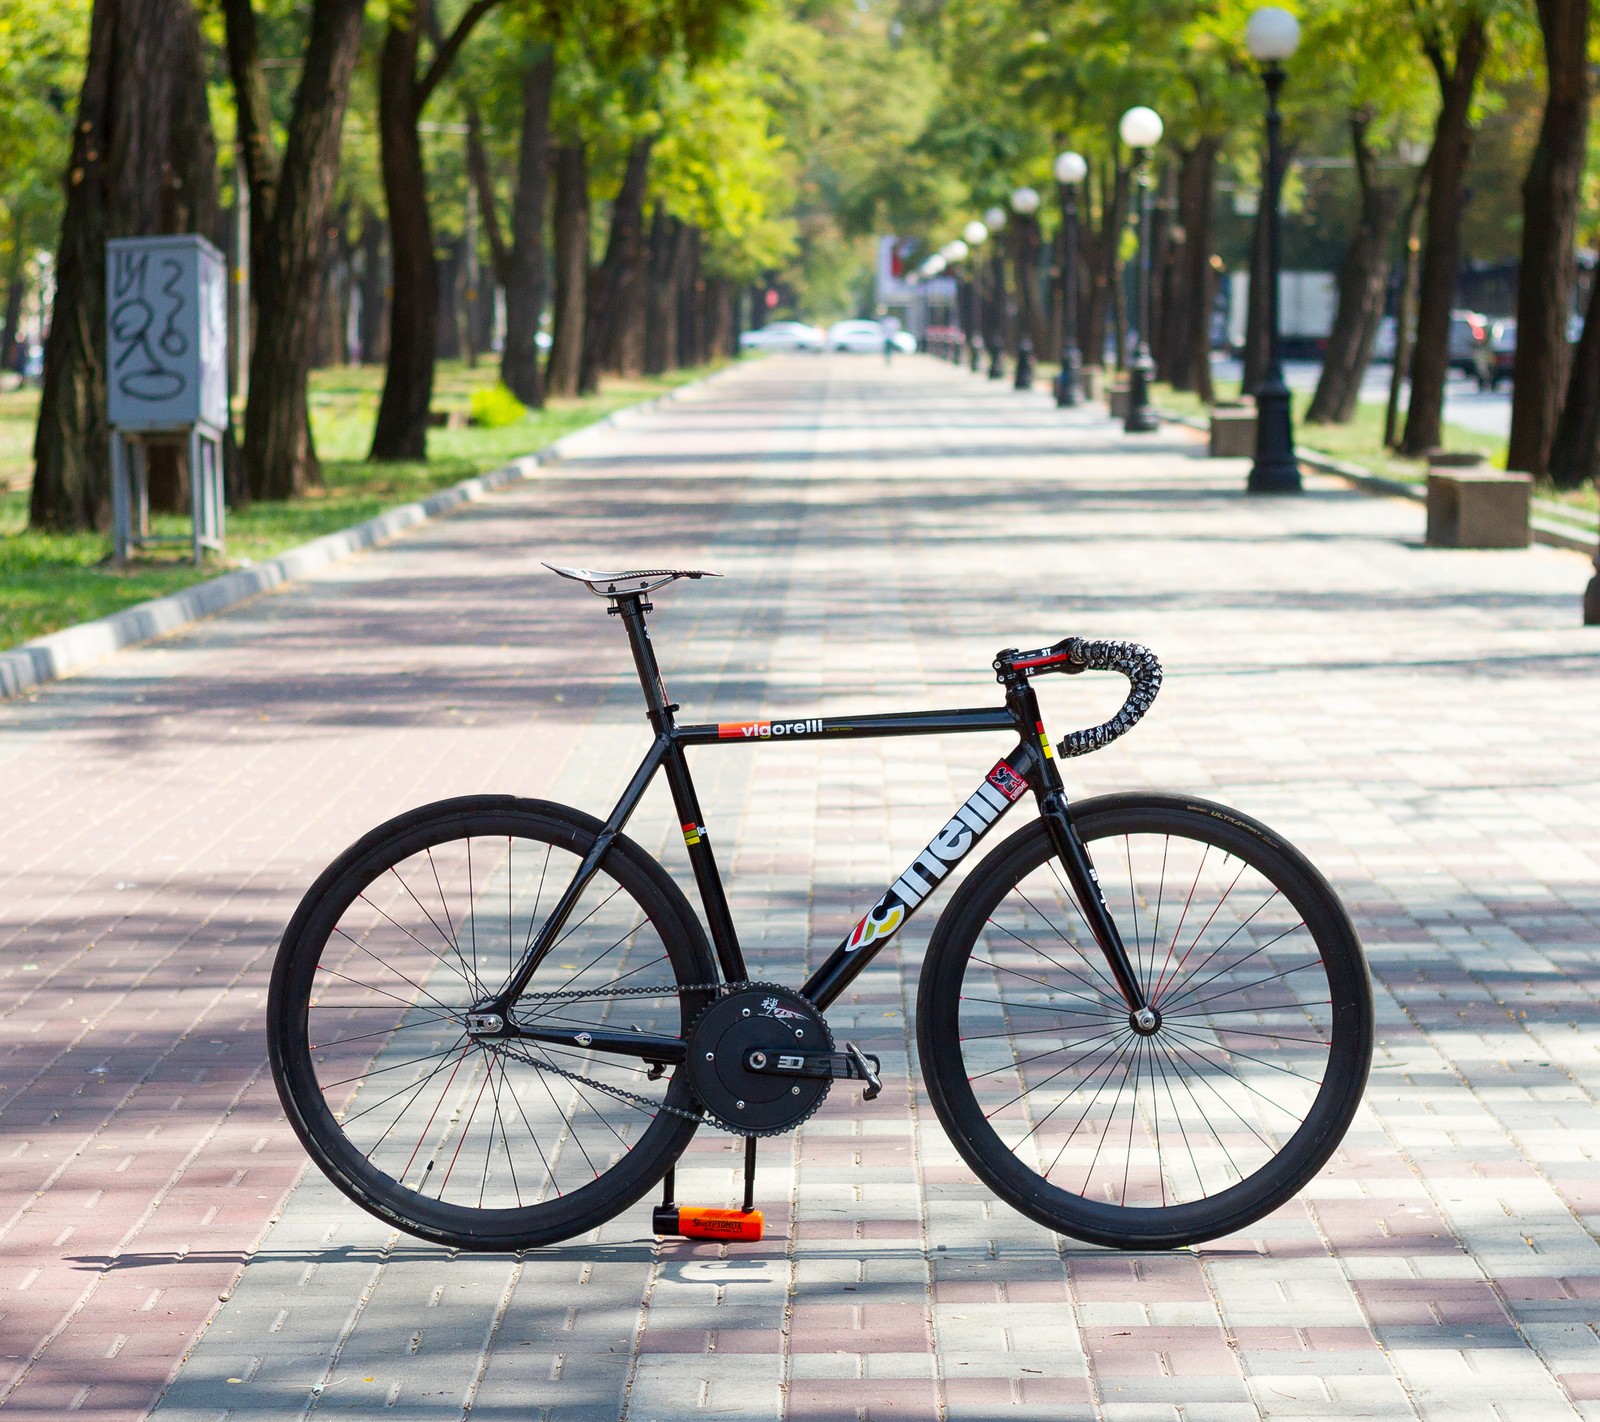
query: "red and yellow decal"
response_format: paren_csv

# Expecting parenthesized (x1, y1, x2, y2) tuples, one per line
(681, 822, 705, 847)
(1036, 719, 1054, 760)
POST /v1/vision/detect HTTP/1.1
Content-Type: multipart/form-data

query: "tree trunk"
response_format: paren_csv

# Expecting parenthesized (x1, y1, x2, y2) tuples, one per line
(369, 10, 434, 459)
(225, 0, 366, 501)
(488, 50, 550, 407)
(644, 205, 680, 375)
(1170, 136, 1219, 398)
(677, 226, 705, 368)
(357, 208, 388, 364)
(578, 135, 653, 393)
(1087, 159, 1128, 372)
(708, 276, 734, 358)
(1384, 160, 1431, 448)
(1307, 113, 1401, 424)
(369, 0, 500, 458)
(546, 142, 587, 397)
(1547, 240, 1600, 485)
(1508, 0, 1589, 477)
(1012, 212, 1043, 355)
(616, 234, 650, 375)
(1402, 15, 1487, 456)
(31, 0, 218, 530)
(1, 203, 27, 371)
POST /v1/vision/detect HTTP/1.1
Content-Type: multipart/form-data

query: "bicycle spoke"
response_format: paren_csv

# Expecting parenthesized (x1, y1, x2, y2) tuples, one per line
(955, 817, 1348, 1221)
(291, 817, 695, 1227)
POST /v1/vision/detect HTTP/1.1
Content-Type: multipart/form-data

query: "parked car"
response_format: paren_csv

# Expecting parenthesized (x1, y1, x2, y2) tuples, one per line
(832, 318, 896, 351)
(1480, 318, 1515, 391)
(739, 320, 825, 353)
(1448, 309, 1490, 377)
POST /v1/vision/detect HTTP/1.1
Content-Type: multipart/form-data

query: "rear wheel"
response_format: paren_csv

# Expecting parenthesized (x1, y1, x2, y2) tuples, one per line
(917, 793, 1372, 1249)
(268, 796, 716, 1251)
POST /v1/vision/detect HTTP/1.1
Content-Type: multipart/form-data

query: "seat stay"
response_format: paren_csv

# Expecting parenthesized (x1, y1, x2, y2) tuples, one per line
(492, 733, 671, 1011)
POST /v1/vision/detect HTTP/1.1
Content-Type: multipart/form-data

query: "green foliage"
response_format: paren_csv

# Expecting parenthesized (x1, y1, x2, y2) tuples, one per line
(652, 58, 800, 280)
(0, 0, 90, 315)
(470, 382, 530, 425)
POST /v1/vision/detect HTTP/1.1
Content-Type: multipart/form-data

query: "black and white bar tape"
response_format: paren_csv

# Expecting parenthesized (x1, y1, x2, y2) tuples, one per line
(1055, 639, 1164, 758)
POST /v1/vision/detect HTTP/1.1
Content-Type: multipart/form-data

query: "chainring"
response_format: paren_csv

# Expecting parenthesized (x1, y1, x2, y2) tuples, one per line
(685, 983, 833, 1136)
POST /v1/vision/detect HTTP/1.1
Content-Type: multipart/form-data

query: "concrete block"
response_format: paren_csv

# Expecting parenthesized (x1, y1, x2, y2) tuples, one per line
(1425, 467, 1532, 549)
(1210, 409, 1257, 458)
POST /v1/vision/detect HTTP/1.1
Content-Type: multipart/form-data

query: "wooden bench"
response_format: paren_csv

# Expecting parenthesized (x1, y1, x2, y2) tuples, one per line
(1425, 463, 1532, 549)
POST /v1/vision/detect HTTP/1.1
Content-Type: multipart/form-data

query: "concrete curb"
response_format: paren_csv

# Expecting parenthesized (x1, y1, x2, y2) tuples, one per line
(1156, 406, 1598, 559)
(0, 369, 728, 701)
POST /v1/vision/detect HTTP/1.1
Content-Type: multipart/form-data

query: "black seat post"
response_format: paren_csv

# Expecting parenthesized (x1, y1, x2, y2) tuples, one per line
(613, 594, 676, 731)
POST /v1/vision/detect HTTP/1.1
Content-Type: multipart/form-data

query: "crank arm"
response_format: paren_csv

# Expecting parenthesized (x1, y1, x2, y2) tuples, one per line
(744, 1044, 883, 1099)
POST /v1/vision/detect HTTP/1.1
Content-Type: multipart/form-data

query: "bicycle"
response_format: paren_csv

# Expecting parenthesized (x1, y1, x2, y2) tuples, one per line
(268, 564, 1374, 1253)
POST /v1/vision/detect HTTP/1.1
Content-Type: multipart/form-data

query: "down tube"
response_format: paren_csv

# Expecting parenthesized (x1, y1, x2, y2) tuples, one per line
(802, 744, 1038, 1011)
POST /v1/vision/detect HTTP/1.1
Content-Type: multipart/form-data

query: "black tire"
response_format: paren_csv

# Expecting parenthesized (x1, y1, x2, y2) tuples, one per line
(917, 793, 1372, 1250)
(268, 796, 716, 1251)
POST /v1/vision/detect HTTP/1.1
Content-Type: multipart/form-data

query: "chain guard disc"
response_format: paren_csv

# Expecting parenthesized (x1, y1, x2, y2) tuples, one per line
(685, 984, 832, 1136)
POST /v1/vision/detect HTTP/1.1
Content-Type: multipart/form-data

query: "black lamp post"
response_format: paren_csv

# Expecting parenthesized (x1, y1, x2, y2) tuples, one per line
(1119, 105, 1163, 434)
(1245, 6, 1302, 492)
(984, 206, 1008, 380)
(1053, 150, 1087, 407)
(941, 240, 970, 361)
(920, 253, 947, 355)
(1010, 187, 1040, 390)
(964, 220, 988, 371)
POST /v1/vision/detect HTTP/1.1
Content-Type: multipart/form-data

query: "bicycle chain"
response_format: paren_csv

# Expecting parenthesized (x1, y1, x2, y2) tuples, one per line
(488, 980, 749, 1127)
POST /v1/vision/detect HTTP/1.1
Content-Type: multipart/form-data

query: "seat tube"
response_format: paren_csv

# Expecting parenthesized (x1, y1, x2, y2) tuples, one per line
(661, 745, 747, 983)
(615, 596, 674, 728)
(1007, 678, 1150, 1014)
(615, 594, 747, 983)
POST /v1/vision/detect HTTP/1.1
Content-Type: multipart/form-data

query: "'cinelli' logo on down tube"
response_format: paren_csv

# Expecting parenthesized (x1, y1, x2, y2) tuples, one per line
(716, 719, 824, 739)
(843, 761, 1031, 952)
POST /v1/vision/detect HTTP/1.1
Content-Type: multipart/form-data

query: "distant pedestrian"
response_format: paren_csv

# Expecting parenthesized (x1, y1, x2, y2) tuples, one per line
(883, 331, 895, 365)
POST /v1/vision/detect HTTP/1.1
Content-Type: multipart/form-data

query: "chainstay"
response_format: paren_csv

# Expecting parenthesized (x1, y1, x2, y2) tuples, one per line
(494, 979, 753, 1126)
(492, 1037, 708, 1123)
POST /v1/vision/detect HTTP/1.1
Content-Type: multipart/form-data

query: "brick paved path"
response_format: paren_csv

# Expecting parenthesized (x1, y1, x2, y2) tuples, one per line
(3, 355, 1599, 1421)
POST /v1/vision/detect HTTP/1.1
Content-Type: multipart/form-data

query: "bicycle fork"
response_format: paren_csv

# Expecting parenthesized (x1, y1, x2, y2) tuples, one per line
(1010, 681, 1155, 1026)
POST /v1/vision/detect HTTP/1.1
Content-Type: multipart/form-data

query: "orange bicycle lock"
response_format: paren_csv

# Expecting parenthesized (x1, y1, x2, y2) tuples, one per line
(653, 1138, 764, 1242)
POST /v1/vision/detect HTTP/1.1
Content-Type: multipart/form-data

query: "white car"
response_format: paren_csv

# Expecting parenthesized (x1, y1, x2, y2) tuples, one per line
(826, 319, 917, 353)
(739, 320, 825, 353)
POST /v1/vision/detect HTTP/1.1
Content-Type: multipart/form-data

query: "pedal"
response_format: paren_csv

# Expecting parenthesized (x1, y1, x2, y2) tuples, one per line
(652, 1138, 764, 1242)
(844, 1043, 883, 1101)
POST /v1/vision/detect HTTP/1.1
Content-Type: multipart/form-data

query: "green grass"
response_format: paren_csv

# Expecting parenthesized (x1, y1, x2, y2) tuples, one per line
(1151, 379, 1599, 522)
(0, 360, 713, 651)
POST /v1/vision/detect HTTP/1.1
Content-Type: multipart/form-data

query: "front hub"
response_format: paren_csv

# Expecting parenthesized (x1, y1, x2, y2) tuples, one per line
(1130, 1006, 1162, 1036)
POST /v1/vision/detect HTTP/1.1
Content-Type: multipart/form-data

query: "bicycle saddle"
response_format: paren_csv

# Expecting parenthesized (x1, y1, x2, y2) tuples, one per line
(543, 562, 723, 597)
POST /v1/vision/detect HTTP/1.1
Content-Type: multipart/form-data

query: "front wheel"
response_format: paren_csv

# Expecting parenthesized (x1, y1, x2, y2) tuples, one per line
(917, 793, 1372, 1250)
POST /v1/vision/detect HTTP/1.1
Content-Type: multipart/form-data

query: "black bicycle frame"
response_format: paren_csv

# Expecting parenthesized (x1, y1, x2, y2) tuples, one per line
(485, 593, 1148, 1040)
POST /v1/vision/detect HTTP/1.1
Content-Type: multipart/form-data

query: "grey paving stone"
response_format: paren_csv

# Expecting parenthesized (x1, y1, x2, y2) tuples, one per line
(5, 356, 1598, 1421)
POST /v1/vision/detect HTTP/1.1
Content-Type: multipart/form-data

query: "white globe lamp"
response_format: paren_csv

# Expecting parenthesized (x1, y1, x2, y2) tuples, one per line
(963, 219, 989, 246)
(1119, 106, 1164, 150)
(1053, 151, 1087, 186)
(1245, 6, 1301, 61)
